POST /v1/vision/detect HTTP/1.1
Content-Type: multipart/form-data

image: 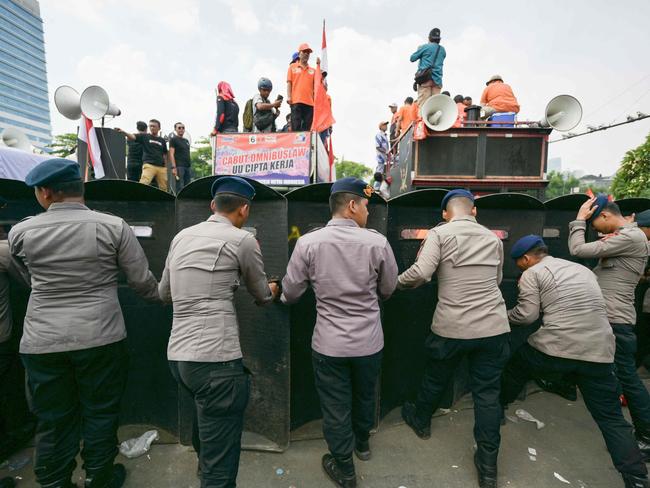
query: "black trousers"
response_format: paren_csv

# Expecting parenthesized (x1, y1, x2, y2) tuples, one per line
(501, 343, 647, 477)
(414, 332, 510, 457)
(291, 103, 314, 132)
(169, 359, 250, 488)
(0, 340, 13, 440)
(311, 349, 382, 459)
(21, 340, 128, 487)
(126, 163, 142, 182)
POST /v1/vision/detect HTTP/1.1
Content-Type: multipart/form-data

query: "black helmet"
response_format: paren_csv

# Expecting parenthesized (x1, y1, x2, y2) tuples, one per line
(258, 77, 273, 90)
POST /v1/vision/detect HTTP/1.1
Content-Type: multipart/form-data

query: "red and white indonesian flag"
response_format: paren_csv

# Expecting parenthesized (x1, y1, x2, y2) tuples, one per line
(78, 115, 105, 179)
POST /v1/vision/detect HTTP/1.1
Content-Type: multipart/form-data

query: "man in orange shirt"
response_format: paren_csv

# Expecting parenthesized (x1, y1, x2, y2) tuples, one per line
(395, 97, 415, 138)
(480, 75, 520, 119)
(287, 42, 316, 131)
(453, 94, 466, 128)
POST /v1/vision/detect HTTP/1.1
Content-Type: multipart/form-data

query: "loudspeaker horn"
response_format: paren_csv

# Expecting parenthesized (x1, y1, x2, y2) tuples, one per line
(0, 127, 32, 152)
(541, 95, 582, 132)
(80, 85, 121, 120)
(54, 85, 82, 120)
(420, 94, 458, 132)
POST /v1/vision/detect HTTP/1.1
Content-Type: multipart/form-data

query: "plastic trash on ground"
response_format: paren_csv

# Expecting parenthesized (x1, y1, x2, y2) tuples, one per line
(119, 430, 159, 459)
(515, 408, 545, 430)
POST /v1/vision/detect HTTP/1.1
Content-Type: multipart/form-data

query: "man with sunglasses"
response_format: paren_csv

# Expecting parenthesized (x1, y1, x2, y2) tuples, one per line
(169, 122, 192, 193)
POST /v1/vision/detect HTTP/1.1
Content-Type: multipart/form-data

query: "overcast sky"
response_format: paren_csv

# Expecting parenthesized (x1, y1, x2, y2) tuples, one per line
(41, 0, 650, 176)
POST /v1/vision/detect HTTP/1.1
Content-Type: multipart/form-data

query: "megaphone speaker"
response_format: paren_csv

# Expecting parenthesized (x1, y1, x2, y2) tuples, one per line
(54, 85, 82, 120)
(1, 127, 32, 152)
(542, 95, 582, 132)
(420, 94, 458, 132)
(80, 85, 121, 120)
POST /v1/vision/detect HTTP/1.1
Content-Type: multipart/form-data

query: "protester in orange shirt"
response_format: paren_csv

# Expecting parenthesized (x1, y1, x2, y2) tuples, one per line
(395, 97, 415, 138)
(480, 75, 520, 118)
(287, 43, 316, 131)
(453, 94, 466, 128)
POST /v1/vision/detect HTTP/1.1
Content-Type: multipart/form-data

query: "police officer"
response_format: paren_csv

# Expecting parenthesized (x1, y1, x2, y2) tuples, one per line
(398, 189, 510, 488)
(8, 158, 160, 488)
(569, 195, 650, 457)
(281, 177, 398, 488)
(159, 176, 278, 488)
(502, 235, 649, 488)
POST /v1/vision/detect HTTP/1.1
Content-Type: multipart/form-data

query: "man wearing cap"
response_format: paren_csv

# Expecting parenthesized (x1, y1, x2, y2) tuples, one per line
(398, 189, 509, 488)
(480, 75, 520, 119)
(8, 158, 160, 488)
(281, 177, 398, 488)
(159, 176, 279, 488)
(502, 235, 649, 488)
(375, 121, 389, 177)
(287, 43, 316, 131)
(569, 195, 650, 458)
(410, 28, 447, 108)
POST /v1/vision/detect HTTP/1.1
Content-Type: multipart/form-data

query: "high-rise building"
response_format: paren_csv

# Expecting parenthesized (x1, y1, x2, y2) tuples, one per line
(0, 0, 52, 150)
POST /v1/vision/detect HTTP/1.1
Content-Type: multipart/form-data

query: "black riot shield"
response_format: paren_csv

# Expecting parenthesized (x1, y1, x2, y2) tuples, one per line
(84, 180, 178, 441)
(286, 183, 387, 439)
(475, 193, 545, 349)
(381, 189, 449, 418)
(616, 198, 650, 217)
(176, 176, 289, 452)
(0, 179, 42, 444)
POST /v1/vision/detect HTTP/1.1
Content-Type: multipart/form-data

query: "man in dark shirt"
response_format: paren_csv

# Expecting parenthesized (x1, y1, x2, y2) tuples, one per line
(116, 119, 169, 191)
(168, 122, 192, 193)
(126, 121, 147, 182)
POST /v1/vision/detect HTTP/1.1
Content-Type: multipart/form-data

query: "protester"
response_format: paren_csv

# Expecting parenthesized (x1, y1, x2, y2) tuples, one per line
(280, 113, 291, 132)
(375, 121, 389, 174)
(453, 95, 466, 128)
(212, 81, 239, 134)
(395, 97, 415, 138)
(116, 119, 169, 192)
(480, 75, 520, 119)
(389, 102, 399, 147)
(253, 78, 282, 133)
(410, 28, 446, 108)
(290, 51, 299, 65)
(373, 172, 390, 199)
(442, 91, 451, 97)
(287, 43, 316, 131)
(126, 121, 147, 182)
(168, 122, 192, 193)
(463, 96, 473, 107)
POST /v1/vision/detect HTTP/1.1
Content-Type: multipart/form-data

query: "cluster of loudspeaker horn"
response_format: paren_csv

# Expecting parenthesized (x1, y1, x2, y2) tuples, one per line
(54, 85, 121, 121)
(2, 176, 649, 453)
(420, 94, 583, 132)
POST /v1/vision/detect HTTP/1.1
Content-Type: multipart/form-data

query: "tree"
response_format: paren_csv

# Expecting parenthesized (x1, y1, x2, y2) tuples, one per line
(335, 159, 372, 181)
(48, 133, 78, 157)
(544, 170, 581, 200)
(611, 132, 650, 199)
(190, 137, 213, 179)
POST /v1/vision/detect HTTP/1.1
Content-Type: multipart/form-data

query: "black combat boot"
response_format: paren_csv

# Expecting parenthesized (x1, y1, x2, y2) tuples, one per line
(322, 453, 357, 488)
(622, 473, 650, 488)
(635, 426, 650, 462)
(401, 402, 431, 439)
(354, 438, 371, 461)
(474, 447, 498, 488)
(84, 464, 126, 488)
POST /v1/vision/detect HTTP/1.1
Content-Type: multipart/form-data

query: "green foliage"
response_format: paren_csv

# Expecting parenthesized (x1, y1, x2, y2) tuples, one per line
(545, 170, 581, 200)
(48, 133, 78, 157)
(191, 137, 213, 179)
(335, 159, 372, 181)
(611, 132, 650, 199)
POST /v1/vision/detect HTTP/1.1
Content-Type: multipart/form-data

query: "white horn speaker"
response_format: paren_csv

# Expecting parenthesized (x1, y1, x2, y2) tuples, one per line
(54, 85, 82, 120)
(80, 85, 121, 120)
(420, 94, 458, 132)
(541, 95, 582, 132)
(0, 127, 32, 152)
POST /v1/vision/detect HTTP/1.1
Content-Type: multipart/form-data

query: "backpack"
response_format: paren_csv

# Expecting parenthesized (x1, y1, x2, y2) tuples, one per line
(254, 95, 276, 131)
(242, 98, 254, 132)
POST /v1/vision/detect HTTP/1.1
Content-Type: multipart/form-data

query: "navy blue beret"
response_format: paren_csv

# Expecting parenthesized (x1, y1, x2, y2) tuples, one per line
(211, 176, 256, 200)
(588, 193, 610, 222)
(636, 209, 650, 228)
(331, 177, 373, 199)
(25, 158, 81, 188)
(441, 189, 474, 210)
(511, 234, 546, 259)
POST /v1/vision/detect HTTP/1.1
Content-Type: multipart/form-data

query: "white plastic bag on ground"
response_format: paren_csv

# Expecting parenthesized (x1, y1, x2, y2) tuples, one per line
(119, 430, 159, 459)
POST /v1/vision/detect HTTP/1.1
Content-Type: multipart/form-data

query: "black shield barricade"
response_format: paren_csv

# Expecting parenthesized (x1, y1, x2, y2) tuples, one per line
(381, 189, 449, 418)
(0, 178, 43, 440)
(616, 198, 650, 216)
(176, 177, 290, 452)
(84, 180, 178, 441)
(286, 184, 387, 439)
(475, 193, 545, 349)
(543, 194, 589, 262)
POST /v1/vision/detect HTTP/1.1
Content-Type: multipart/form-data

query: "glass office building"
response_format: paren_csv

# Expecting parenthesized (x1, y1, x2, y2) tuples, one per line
(0, 0, 52, 149)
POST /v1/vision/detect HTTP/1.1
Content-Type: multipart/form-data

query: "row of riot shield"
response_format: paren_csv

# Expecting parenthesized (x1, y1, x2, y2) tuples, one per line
(1, 176, 649, 454)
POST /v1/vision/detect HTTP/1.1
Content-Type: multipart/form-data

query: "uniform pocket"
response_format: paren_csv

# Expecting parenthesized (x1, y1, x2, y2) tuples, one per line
(202, 371, 250, 417)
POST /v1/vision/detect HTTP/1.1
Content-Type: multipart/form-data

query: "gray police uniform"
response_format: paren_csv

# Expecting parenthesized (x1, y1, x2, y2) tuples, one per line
(9, 202, 159, 487)
(397, 215, 510, 466)
(501, 255, 647, 481)
(160, 213, 272, 487)
(569, 220, 650, 434)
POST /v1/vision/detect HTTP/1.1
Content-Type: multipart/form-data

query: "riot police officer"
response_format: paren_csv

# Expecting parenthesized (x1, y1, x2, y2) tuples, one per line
(8, 158, 160, 488)
(281, 177, 398, 488)
(159, 176, 278, 488)
(398, 189, 510, 488)
(502, 235, 649, 488)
